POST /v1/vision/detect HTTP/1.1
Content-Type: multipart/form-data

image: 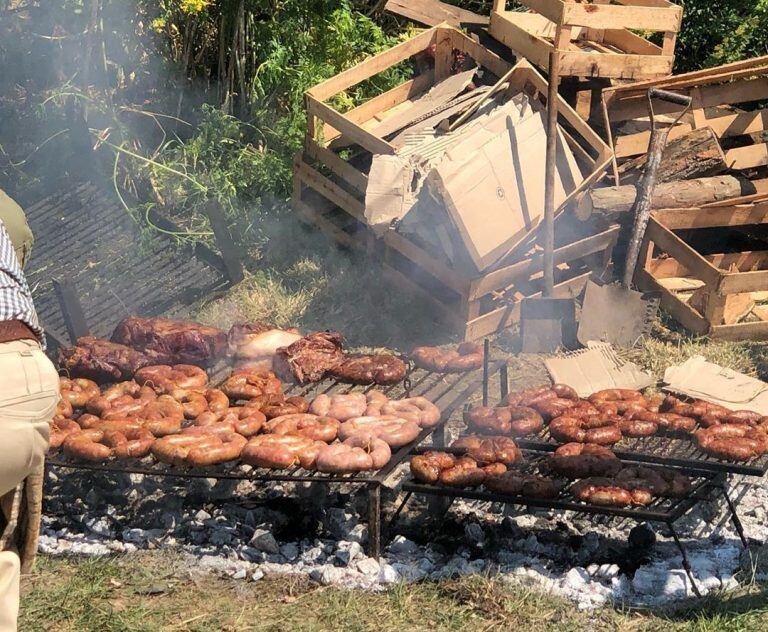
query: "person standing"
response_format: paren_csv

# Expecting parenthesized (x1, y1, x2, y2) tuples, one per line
(0, 218, 57, 631)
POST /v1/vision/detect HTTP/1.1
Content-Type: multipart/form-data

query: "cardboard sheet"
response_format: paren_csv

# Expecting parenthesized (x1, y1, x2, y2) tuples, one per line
(663, 356, 768, 415)
(428, 109, 583, 271)
(545, 342, 654, 398)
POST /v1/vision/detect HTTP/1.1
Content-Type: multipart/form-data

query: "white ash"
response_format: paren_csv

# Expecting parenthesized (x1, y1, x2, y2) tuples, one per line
(40, 467, 768, 608)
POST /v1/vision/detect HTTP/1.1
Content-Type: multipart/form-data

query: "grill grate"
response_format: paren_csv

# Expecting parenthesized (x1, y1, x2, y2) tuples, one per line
(47, 363, 502, 485)
(514, 426, 768, 477)
(404, 444, 722, 523)
(24, 182, 229, 349)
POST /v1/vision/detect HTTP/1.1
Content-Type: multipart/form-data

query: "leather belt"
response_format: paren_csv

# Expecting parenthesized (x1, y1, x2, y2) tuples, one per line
(0, 320, 37, 345)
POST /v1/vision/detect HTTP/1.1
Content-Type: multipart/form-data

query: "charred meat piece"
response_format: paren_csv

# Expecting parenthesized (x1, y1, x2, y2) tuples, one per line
(328, 354, 407, 385)
(111, 316, 227, 367)
(58, 337, 153, 383)
(273, 331, 344, 384)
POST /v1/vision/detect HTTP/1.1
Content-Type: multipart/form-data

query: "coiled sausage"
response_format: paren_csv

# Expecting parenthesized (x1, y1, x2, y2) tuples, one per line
(451, 435, 522, 465)
(381, 397, 441, 428)
(548, 443, 622, 479)
(309, 393, 368, 421)
(409, 343, 484, 373)
(549, 416, 622, 445)
(315, 435, 391, 473)
(338, 416, 421, 448)
(220, 368, 282, 401)
(264, 413, 340, 443)
(241, 434, 324, 470)
(695, 424, 768, 461)
(466, 406, 544, 437)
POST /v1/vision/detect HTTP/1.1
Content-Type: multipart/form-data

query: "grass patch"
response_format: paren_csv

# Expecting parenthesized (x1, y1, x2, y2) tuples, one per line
(20, 553, 768, 631)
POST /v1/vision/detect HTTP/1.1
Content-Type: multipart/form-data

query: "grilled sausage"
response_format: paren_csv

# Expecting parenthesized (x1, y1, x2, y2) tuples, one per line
(381, 397, 441, 428)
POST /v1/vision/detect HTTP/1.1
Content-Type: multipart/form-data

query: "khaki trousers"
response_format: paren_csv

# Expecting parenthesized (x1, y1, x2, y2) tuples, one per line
(0, 339, 58, 632)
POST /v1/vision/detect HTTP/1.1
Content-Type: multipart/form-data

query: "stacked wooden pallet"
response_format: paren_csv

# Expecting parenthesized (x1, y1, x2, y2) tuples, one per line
(489, 0, 682, 81)
(292, 25, 617, 340)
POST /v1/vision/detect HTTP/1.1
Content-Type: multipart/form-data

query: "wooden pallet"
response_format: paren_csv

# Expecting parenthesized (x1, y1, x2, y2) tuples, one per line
(293, 24, 616, 340)
(602, 55, 768, 191)
(384, 221, 619, 340)
(636, 201, 768, 341)
(489, 0, 682, 81)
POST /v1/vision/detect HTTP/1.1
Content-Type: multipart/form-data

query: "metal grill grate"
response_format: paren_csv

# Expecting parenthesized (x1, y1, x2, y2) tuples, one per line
(24, 182, 229, 348)
(403, 444, 721, 523)
(47, 363, 502, 484)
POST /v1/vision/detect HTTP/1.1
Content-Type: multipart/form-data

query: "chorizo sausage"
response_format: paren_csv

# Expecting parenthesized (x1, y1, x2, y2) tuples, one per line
(264, 413, 340, 443)
(409, 343, 483, 373)
(338, 416, 421, 448)
(549, 416, 623, 445)
(410, 451, 457, 483)
(241, 434, 322, 469)
(484, 470, 559, 498)
(381, 397, 441, 428)
(309, 393, 368, 421)
(451, 435, 522, 465)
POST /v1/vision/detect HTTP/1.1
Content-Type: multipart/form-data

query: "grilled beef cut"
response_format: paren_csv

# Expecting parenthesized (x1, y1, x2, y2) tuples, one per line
(111, 316, 227, 367)
(273, 331, 344, 384)
(58, 336, 152, 383)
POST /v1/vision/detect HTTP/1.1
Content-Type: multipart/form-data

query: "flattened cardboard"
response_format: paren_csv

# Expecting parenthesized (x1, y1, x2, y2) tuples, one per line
(663, 355, 768, 415)
(431, 109, 583, 271)
(545, 342, 654, 397)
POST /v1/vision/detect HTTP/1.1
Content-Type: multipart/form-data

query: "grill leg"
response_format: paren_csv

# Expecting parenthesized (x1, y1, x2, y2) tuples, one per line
(721, 484, 749, 548)
(482, 339, 490, 406)
(668, 522, 702, 598)
(499, 363, 509, 404)
(367, 483, 382, 560)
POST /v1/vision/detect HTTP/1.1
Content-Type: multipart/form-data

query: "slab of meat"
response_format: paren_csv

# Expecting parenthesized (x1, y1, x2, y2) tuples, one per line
(328, 354, 407, 385)
(273, 331, 344, 384)
(57, 336, 153, 383)
(111, 316, 227, 367)
(227, 323, 302, 370)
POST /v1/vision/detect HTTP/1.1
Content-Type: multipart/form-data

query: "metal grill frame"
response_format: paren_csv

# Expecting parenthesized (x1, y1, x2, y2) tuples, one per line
(394, 443, 748, 597)
(47, 351, 507, 558)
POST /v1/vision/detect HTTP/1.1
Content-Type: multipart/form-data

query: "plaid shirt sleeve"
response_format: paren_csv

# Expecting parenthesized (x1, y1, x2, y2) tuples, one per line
(0, 220, 45, 347)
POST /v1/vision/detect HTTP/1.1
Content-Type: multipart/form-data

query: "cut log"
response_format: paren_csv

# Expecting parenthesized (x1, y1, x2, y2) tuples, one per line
(576, 175, 757, 220)
(618, 127, 727, 186)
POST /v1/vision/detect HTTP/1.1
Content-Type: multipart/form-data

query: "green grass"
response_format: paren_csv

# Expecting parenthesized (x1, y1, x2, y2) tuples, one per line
(19, 553, 768, 631)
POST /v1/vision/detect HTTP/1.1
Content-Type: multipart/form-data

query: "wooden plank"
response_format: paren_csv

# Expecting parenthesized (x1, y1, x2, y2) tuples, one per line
(636, 268, 711, 335)
(303, 138, 367, 194)
(719, 270, 768, 296)
(648, 257, 689, 279)
(292, 196, 359, 252)
(652, 203, 768, 230)
(384, 230, 471, 296)
(308, 28, 437, 101)
(557, 50, 673, 80)
(710, 321, 768, 341)
(697, 77, 768, 109)
(306, 95, 395, 155)
(294, 159, 365, 219)
(603, 57, 768, 106)
(602, 28, 662, 56)
(463, 272, 591, 341)
(657, 277, 706, 292)
(708, 251, 768, 272)
(434, 27, 453, 82)
(468, 226, 619, 299)
(491, 9, 674, 79)
(725, 143, 768, 171)
(562, 2, 682, 32)
(645, 218, 722, 287)
(343, 74, 434, 127)
(385, 0, 488, 27)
